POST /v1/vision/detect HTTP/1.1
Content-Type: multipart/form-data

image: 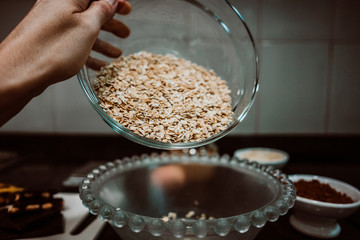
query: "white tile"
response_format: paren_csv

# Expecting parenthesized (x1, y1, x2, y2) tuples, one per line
(329, 44, 360, 133)
(229, 0, 259, 40)
(53, 76, 115, 134)
(334, 0, 360, 41)
(1, 85, 55, 133)
(258, 42, 329, 133)
(262, 0, 331, 40)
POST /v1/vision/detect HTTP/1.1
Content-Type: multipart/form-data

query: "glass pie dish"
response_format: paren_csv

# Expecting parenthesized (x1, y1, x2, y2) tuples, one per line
(77, 0, 259, 150)
(79, 152, 296, 240)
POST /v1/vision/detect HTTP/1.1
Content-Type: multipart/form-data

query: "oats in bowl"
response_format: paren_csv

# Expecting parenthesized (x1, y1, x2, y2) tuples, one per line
(93, 51, 233, 143)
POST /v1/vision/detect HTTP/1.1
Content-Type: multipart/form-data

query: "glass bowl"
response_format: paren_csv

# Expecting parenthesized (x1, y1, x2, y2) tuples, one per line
(77, 0, 259, 150)
(79, 152, 296, 240)
(289, 174, 360, 239)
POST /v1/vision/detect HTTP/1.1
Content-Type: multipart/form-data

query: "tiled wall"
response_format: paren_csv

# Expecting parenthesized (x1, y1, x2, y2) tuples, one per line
(1, 0, 360, 135)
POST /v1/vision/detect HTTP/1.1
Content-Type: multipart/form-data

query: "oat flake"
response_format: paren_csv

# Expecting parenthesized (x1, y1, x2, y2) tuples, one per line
(94, 51, 233, 143)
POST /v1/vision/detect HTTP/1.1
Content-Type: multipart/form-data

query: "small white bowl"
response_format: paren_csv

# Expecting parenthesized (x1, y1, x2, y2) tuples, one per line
(289, 174, 360, 239)
(233, 147, 289, 168)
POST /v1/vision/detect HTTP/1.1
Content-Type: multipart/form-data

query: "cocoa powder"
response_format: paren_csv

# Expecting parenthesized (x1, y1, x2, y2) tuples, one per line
(294, 179, 354, 204)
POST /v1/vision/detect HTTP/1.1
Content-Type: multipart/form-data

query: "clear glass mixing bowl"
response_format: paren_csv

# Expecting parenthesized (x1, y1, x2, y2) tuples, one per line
(79, 153, 295, 240)
(77, 0, 259, 150)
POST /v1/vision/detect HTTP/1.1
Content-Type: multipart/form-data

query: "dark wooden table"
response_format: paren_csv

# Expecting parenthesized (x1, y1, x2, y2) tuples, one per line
(0, 134, 359, 239)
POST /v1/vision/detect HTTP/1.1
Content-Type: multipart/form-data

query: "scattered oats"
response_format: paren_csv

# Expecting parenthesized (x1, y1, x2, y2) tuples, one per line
(94, 51, 233, 143)
(194, 200, 199, 206)
(162, 211, 177, 222)
(200, 213, 207, 220)
(162, 211, 216, 220)
(168, 212, 177, 220)
(185, 210, 195, 219)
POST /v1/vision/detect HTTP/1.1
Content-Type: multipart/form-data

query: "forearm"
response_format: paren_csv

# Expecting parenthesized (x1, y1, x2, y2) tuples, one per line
(0, 35, 52, 126)
(0, 1, 91, 126)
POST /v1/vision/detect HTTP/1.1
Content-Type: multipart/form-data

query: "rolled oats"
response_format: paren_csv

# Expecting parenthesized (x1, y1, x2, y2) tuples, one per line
(94, 51, 233, 143)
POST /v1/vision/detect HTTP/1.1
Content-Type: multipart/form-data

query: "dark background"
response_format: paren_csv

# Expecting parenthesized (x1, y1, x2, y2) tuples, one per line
(0, 134, 359, 240)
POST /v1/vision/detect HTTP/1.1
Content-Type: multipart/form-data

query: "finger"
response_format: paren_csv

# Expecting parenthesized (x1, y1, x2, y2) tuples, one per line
(102, 18, 130, 38)
(86, 56, 109, 71)
(85, 0, 119, 28)
(92, 38, 122, 58)
(117, 0, 132, 15)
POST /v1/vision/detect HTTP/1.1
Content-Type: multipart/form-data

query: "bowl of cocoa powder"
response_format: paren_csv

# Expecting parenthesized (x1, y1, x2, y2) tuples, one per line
(289, 174, 360, 239)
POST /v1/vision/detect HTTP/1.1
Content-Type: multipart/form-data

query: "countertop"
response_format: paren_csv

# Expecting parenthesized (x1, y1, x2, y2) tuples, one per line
(0, 134, 359, 239)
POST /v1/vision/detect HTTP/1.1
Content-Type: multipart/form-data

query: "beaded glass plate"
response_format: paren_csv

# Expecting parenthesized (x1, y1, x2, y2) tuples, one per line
(79, 152, 296, 240)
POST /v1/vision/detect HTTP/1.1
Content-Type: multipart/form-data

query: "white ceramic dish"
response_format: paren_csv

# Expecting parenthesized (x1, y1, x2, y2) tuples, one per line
(233, 148, 289, 168)
(289, 174, 360, 239)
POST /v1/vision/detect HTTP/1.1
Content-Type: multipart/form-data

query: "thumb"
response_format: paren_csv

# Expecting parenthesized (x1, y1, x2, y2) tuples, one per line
(85, 0, 119, 28)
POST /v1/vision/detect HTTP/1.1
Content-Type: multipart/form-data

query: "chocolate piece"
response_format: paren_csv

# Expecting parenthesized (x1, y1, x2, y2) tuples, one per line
(0, 210, 64, 239)
(0, 189, 58, 207)
(0, 207, 63, 231)
(0, 184, 64, 238)
(13, 189, 58, 201)
(0, 183, 23, 207)
(6, 198, 64, 215)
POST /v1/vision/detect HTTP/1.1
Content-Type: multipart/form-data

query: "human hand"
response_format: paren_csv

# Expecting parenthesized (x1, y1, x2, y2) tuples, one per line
(0, 0, 131, 125)
(0, 0, 131, 85)
(85, 0, 132, 71)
